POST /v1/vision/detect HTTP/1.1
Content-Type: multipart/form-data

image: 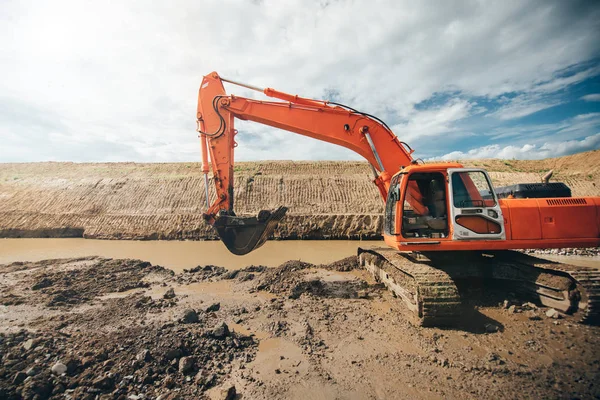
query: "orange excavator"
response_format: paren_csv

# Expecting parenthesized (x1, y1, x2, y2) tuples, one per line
(197, 71, 600, 325)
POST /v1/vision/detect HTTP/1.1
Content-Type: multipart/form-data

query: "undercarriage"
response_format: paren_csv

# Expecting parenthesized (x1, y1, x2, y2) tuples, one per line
(358, 248, 600, 326)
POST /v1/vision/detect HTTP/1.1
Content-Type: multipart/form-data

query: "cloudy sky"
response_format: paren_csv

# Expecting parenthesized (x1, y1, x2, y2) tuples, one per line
(1, 0, 599, 163)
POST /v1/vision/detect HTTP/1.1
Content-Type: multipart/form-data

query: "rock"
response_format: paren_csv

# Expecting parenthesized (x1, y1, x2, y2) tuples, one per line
(545, 308, 561, 319)
(508, 305, 517, 314)
(527, 310, 542, 320)
(194, 371, 206, 384)
(179, 356, 194, 374)
(22, 378, 53, 399)
(96, 351, 108, 361)
(502, 300, 511, 309)
(206, 302, 221, 313)
(165, 348, 181, 361)
(221, 385, 236, 400)
(164, 375, 176, 388)
(163, 288, 176, 299)
(51, 362, 68, 375)
(136, 349, 151, 362)
(522, 302, 538, 310)
(13, 371, 27, 385)
(81, 356, 95, 368)
(357, 290, 368, 299)
(92, 375, 115, 390)
(484, 323, 499, 333)
(26, 366, 39, 377)
(223, 270, 240, 280)
(32, 277, 53, 290)
(195, 370, 215, 387)
(181, 309, 199, 324)
(64, 357, 81, 374)
(212, 322, 230, 339)
(22, 338, 35, 351)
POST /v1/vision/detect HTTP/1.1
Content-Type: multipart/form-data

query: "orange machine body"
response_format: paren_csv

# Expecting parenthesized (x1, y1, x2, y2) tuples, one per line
(382, 163, 600, 252)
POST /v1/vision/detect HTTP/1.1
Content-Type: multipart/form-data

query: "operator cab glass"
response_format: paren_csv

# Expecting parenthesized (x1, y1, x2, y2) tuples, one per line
(400, 172, 448, 239)
(451, 171, 496, 208)
(384, 174, 401, 235)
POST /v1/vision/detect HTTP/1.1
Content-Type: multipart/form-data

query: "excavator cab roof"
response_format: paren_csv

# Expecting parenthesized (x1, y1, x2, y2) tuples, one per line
(397, 162, 464, 174)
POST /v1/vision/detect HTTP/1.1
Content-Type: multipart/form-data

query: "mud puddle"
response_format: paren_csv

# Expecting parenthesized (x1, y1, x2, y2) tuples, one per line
(0, 238, 375, 272)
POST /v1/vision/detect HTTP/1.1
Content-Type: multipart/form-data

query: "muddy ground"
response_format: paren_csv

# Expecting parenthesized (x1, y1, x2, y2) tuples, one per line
(1, 256, 599, 399)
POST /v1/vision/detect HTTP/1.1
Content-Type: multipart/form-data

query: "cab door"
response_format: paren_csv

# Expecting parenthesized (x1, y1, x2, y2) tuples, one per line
(447, 168, 505, 241)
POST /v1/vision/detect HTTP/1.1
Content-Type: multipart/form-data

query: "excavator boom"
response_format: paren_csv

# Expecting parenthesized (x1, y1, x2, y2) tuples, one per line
(197, 71, 413, 254)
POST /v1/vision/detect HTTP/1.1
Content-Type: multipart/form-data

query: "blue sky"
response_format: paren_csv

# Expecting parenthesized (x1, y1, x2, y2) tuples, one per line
(1, 0, 599, 162)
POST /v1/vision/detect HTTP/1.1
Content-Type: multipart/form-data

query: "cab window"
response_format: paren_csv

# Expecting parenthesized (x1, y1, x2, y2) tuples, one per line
(384, 174, 401, 235)
(452, 171, 496, 208)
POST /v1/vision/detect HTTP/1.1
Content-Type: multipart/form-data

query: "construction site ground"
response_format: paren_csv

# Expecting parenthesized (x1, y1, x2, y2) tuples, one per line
(1, 151, 599, 399)
(1, 255, 599, 399)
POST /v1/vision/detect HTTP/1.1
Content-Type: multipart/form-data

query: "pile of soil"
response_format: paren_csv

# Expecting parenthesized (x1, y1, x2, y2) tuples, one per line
(173, 265, 227, 285)
(0, 258, 172, 307)
(255, 256, 371, 299)
(317, 256, 359, 271)
(0, 316, 256, 399)
(3, 152, 598, 241)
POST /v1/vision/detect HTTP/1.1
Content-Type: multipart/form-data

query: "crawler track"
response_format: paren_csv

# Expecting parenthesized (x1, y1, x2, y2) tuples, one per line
(491, 251, 600, 325)
(360, 248, 600, 326)
(358, 247, 461, 326)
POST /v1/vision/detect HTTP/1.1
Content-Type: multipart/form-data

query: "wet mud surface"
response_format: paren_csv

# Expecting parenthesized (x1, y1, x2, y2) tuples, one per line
(1, 256, 599, 399)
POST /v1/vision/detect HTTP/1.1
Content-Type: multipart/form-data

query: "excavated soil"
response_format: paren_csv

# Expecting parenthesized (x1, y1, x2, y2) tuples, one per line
(1, 150, 599, 240)
(1, 256, 599, 399)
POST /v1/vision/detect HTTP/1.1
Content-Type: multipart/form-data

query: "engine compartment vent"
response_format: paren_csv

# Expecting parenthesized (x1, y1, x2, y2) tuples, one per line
(546, 198, 587, 206)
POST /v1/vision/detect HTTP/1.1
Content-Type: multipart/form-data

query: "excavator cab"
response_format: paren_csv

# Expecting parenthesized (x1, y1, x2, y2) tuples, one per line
(385, 167, 505, 242)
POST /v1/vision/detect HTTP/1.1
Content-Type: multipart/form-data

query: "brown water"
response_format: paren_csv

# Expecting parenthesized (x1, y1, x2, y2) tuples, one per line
(0, 238, 597, 272)
(0, 238, 375, 272)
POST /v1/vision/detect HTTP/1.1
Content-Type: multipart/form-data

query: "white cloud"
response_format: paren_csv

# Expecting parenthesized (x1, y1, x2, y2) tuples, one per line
(487, 94, 561, 121)
(582, 94, 600, 102)
(0, 1, 599, 162)
(390, 99, 477, 142)
(438, 133, 600, 160)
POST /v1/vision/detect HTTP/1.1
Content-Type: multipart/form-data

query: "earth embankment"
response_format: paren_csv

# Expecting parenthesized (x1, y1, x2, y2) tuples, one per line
(0, 150, 598, 240)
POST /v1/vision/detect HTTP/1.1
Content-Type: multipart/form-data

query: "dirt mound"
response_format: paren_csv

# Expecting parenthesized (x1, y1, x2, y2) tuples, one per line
(255, 257, 372, 300)
(0, 317, 256, 399)
(318, 255, 359, 271)
(0, 258, 172, 308)
(255, 260, 316, 295)
(173, 265, 227, 285)
(1, 152, 598, 240)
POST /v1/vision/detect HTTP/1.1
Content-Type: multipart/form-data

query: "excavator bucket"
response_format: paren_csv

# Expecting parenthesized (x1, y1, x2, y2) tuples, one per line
(212, 207, 288, 255)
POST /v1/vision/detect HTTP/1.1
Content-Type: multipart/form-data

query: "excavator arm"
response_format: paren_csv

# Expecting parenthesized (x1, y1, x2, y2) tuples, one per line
(197, 71, 414, 255)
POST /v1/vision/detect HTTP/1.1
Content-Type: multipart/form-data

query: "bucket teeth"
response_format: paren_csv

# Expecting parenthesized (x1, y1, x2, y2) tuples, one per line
(213, 206, 288, 255)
